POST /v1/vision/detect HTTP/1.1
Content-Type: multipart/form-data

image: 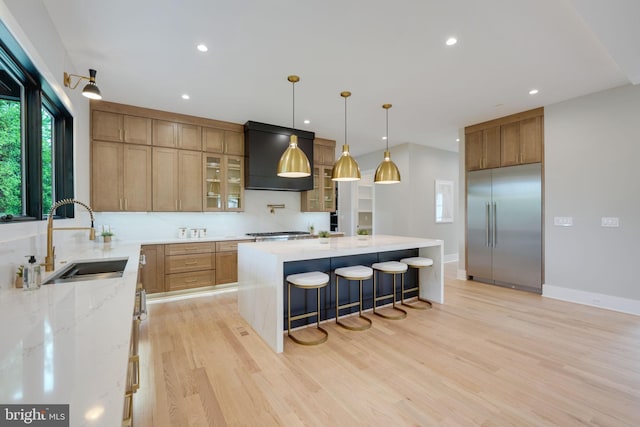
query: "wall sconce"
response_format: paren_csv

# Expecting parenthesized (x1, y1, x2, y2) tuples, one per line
(63, 68, 102, 100)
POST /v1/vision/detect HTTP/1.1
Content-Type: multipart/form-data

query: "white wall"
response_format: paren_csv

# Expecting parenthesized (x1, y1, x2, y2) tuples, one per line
(348, 143, 460, 260)
(543, 84, 640, 312)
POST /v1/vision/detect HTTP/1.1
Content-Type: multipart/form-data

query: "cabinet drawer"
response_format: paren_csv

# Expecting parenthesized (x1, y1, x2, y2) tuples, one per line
(165, 242, 214, 256)
(166, 270, 215, 291)
(165, 253, 214, 274)
(215, 240, 241, 252)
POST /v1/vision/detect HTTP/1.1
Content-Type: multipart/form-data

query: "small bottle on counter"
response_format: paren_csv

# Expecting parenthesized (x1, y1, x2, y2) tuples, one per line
(23, 255, 42, 291)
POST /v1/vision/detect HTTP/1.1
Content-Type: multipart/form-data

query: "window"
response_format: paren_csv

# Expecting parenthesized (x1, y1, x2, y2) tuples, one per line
(0, 21, 74, 222)
(0, 61, 24, 217)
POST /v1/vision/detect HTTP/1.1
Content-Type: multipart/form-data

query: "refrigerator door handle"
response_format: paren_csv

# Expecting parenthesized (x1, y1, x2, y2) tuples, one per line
(485, 202, 491, 247)
(492, 202, 497, 248)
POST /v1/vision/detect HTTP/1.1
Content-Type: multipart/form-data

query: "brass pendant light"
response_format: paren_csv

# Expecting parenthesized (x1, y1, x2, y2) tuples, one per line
(277, 75, 311, 178)
(374, 103, 401, 184)
(332, 91, 361, 181)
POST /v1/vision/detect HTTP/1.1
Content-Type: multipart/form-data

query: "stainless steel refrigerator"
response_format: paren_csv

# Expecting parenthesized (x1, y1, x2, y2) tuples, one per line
(467, 163, 542, 293)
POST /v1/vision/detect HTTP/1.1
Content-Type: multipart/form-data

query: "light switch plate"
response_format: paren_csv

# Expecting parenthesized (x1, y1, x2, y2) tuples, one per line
(601, 217, 619, 227)
(554, 216, 573, 227)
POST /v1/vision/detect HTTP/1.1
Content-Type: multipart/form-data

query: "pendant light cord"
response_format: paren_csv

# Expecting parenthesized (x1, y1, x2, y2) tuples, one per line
(385, 108, 389, 151)
(344, 95, 347, 145)
(292, 80, 295, 130)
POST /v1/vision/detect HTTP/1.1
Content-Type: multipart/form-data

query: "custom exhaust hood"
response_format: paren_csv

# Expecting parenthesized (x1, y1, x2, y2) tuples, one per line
(244, 121, 314, 191)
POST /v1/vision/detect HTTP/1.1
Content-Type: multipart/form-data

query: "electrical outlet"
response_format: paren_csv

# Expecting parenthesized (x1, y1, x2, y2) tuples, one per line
(554, 216, 573, 227)
(601, 217, 619, 227)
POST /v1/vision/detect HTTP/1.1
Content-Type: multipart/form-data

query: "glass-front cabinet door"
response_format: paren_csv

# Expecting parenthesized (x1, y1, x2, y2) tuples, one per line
(225, 155, 244, 211)
(205, 154, 223, 211)
(322, 166, 335, 211)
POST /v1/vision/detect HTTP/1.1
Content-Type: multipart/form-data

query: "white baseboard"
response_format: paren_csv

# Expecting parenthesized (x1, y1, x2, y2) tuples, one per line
(456, 269, 467, 280)
(543, 284, 640, 316)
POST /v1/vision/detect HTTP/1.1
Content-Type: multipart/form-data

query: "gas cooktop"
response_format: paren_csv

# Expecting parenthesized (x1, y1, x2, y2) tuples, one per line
(246, 231, 313, 241)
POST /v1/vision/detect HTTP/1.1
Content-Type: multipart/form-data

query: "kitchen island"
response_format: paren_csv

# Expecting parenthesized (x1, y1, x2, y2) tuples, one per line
(238, 235, 443, 353)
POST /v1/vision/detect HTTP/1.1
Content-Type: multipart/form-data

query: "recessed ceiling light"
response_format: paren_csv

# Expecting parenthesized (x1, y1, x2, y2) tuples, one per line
(382, 136, 387, 140)
(529, 89, 539, 95)
(456, 138, 460, 142)
(303, 119, 310, 124)
(445, 37, 457, 46)
(196, 44, 208, 52)
(181, 94, 190, 100)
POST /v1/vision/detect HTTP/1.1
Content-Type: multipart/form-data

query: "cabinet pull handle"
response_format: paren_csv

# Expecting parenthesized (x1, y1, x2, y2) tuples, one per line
(179, 200, 182, 210)
(184, 261, 198, 265)
(129, 354, 140, 392)
(120, 129, 123, 141)
(124, 199, 128, 211)
(119, 199, 123, 211)
(175, 200, 178, 210)
(492, 202, 498, 248)
(485, 203, 490, 247)
(185, 278, 198, 283)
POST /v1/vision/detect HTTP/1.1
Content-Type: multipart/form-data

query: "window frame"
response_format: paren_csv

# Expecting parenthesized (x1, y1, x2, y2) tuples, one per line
(0, 20, 74, 223)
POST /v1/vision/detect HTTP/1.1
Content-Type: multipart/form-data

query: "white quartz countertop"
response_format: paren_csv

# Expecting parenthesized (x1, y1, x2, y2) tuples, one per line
(238, 234, 443, 262)
(0, 240, 142, 427)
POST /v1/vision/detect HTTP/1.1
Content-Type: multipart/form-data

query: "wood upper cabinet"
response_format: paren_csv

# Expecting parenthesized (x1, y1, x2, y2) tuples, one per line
(152, 120, 178, 147)
(314, 138, 336, 165)
(178, 123, 202, 150)
(140, 245, 165, 294)
(92, 110, 151, 145)
(302, 139, 336, 212)
(465, 108, 543, 171)
(501, 116, 542, 166)
(152, 148, 202, 211)
(203, 127, 244, 155)
(465, 126, 500, 171)
(519, 116, 543, 164)
(204, 154, 244, 212)
(91, 141, 152, 211)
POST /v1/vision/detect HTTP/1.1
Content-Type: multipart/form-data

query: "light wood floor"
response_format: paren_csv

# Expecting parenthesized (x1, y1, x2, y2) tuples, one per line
(134, 264, 640, 426)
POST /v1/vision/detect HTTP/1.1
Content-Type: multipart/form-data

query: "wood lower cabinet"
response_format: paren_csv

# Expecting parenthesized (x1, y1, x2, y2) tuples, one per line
(91, 141, 152, 211)
(140, 244, 165, 294)
(215, 240, 241, 284)
(165, 242, 215, 292)
(143, 240, 243, 293)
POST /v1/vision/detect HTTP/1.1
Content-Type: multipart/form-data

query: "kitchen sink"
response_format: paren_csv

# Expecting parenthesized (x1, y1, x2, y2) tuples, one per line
(44, 258, 129, 284)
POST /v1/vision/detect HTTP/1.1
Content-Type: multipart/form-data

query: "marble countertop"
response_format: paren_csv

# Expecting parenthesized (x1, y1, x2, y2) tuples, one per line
(0, 241, 142, 427)
(238, 234, 443, 262)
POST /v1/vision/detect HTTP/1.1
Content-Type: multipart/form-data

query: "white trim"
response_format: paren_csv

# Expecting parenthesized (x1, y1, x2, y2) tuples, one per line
(456, 269, 468, 280)
(543, 284, 640, 316)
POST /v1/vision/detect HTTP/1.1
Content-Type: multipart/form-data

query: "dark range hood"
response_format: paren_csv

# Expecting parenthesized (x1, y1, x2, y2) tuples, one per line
(244, 121, 314, 191)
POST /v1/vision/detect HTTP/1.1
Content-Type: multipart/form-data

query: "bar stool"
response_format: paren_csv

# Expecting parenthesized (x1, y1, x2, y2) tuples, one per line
(371, 261, 408, 320)
(334, 265, 373, 331)
(286, 271, 329, 346)
(400, 257, 434, 310)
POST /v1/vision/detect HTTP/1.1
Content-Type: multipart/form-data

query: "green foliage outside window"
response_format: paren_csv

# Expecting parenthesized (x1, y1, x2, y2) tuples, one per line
(0, 99, 22, 216)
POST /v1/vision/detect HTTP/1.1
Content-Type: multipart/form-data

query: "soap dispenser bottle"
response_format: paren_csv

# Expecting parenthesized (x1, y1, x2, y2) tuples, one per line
(23, 255, 41, 290)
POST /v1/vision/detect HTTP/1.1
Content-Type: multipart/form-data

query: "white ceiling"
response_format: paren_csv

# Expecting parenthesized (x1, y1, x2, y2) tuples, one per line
(42, 0, 638, 156)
